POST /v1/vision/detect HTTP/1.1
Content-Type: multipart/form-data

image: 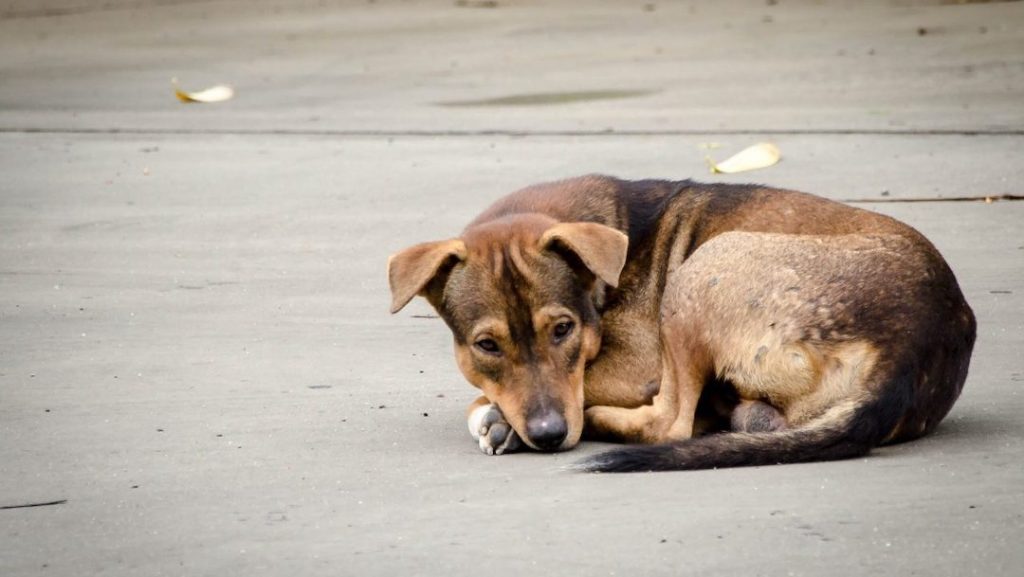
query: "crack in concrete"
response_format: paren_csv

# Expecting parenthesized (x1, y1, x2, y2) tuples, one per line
(845, 194, 1023, 204)
(0, 499, 68, 510)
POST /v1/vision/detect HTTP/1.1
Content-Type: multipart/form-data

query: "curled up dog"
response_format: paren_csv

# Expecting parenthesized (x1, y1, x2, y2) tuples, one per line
(387, 176, 976, 472)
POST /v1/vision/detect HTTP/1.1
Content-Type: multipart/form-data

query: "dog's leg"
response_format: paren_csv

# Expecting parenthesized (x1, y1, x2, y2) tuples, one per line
(584, 403, 664, 443)
(467, 396, 521, 456)
(585, 325, 710, 443)
(653, 319, 711, 440)
(586, 270, 726, 443)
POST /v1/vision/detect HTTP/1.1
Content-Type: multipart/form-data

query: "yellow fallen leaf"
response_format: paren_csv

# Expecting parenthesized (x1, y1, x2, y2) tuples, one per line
(708, 142, 781, 174)
(172, 78, 234, 103)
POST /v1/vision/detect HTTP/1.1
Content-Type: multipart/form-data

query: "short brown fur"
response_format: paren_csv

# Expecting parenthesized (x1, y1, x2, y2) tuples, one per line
(388, 176, 976, 470)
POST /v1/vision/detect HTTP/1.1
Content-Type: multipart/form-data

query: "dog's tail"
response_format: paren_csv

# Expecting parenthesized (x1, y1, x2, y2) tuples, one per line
(575, 366, 914, 473)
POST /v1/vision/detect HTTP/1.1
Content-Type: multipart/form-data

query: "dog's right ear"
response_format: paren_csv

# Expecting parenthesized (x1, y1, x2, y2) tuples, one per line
(387, 239, 466, 313)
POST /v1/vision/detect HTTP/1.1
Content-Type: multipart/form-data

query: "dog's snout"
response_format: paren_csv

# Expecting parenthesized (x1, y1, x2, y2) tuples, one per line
(525, 409, 568, 450)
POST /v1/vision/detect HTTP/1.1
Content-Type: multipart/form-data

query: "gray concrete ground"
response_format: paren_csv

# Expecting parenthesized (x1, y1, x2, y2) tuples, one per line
(1, 1, 1022, 576)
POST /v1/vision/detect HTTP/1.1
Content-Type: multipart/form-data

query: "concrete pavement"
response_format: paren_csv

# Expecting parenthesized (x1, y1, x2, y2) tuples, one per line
(1, 1, 1022, 576)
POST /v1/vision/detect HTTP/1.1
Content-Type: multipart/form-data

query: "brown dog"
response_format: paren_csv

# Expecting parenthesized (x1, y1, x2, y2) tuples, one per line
(387, 176, 976, 472)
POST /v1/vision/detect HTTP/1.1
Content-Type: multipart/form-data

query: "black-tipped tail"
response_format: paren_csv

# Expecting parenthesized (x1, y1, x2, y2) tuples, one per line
(577, 371, 913, 473)
(576, 427, 867, 473)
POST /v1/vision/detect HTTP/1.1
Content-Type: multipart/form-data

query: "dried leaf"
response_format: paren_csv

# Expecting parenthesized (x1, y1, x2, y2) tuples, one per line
(172, 78, 234, 103)
(708, 142, 781, 174)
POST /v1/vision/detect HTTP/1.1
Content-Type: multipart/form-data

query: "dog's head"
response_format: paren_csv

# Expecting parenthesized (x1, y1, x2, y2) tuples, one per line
(388, 213, 628, 451)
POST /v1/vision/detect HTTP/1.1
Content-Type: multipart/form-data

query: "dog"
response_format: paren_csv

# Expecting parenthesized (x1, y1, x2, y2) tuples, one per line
(387, 175, 976, 472)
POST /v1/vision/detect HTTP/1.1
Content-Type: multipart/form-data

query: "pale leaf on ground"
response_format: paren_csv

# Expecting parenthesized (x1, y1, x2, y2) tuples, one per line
(708, 142, 781, 174)
(172, 79, 234, 103)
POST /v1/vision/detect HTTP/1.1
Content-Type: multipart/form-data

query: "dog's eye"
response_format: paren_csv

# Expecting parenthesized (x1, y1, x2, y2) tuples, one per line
(475, 338, 501, 355)
(553, 320, 575, 341)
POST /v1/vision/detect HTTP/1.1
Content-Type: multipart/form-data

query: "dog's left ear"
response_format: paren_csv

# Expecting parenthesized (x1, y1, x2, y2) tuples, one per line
(540, 222, 629, 287)
(387, 239, 467, 313)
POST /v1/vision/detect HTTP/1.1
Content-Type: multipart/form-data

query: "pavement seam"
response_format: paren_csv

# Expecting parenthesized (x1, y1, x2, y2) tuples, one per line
(3, 128, 1024, 137)
(0, 0, 215, 20)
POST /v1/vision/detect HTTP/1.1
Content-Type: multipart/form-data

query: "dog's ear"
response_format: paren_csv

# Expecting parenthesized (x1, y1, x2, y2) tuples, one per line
(540, 222, 629, 288)
(387, 239, 466, 313)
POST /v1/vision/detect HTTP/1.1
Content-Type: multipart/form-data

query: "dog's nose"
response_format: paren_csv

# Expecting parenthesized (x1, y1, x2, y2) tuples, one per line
(525, 410, 568, 450)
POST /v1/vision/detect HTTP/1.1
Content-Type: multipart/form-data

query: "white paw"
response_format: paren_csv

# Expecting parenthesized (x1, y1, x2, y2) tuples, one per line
(468, 403, 521, 456)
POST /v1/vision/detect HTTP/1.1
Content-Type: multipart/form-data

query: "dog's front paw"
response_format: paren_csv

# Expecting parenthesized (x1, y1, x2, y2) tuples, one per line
(468, 403, 521, 456)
